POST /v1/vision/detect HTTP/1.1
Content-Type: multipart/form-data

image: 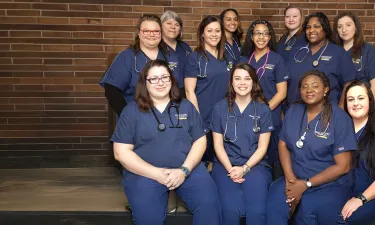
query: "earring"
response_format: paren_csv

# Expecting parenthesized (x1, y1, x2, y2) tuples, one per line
(324, 93, 326, 96)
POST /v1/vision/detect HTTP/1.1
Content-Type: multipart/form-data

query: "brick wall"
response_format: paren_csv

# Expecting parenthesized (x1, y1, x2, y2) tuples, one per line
(0, 0, 374, 168)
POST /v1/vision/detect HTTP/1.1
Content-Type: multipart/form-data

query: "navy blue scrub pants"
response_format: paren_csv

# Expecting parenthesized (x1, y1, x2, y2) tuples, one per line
(266, 177, 351, 225)
(122, 163, 222, 225)
(267, 126, 284, 180)
(211, 162, 272, 225)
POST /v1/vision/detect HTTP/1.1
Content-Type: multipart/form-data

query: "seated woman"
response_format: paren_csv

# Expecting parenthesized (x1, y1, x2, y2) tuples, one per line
(340, 81, 375, 225)
(111, 59, 221, 225)
(210, 62, 273, 225)
(266, 70, 357, 225)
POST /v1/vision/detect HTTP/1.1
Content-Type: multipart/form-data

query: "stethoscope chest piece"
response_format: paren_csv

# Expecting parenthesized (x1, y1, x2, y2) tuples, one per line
(158, 123, 166, 132)
(312, 60, 319, 67)
(253, 126, 260, 133)
(296, 140, 304, 149)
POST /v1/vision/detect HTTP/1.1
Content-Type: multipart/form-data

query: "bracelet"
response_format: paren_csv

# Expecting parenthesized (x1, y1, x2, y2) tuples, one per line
(242, 164, 251, 176)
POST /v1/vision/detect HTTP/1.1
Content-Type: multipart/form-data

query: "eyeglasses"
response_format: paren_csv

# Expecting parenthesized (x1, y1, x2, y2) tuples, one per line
(140, 29, 161, 35)
(253, 31, 270, 37)
(146, 76, 171, 84)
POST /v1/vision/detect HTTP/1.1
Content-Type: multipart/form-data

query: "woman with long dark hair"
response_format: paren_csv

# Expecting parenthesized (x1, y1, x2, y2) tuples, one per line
(333, 12, 375, 96)
(185, 15, 233, 162)
(341, 81, 375, 224)
(220, 8, 243, 63)
(266, 70, 357, 225)
(210, 63, 273, 225)
(241, 20, 289, 179)
(100, 14, 182, 116)
(111, 59, 221, 225)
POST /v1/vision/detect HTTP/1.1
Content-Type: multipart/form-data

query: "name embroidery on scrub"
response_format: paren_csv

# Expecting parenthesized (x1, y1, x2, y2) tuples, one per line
(320, 56, 332, 61)
(315, 132, 330, 139)
(227, 61, 233, 71)
(352, 58, 361, 64)
(169, 61, 178, 71)
(175, 113, 188, 120)
(265, 64, 275, 70)
(338, 146, 345, 151)
(249, 114, 260, 120)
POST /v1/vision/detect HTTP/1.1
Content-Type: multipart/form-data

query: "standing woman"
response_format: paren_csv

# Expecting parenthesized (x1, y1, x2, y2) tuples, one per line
(333, 12, 375, 96)
(287, 12, 356, 109)
(266, 70, 357, 225)
(341, 81, 375, 225)
(241, 20, 289, 179)
(185, 15, 233, 162)
(210, 63, 274, 225)
(100, 14, 182, 116)
(220, 8, 243, 63)
(277, 5, 307, 61)
(111, 59, 221, 225)
(161, 10, 192, 95)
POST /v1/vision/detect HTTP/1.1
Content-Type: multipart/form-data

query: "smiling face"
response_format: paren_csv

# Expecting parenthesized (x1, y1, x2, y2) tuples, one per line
(306, 17, 326, 45)
(284, 8, 302, 32)
(162, 18, 181, 40)
(337, 16, 356, 43)
(346, 85, 370, 121)
(146, 66, 172, 101)
(251, 24, 271, 51)
(223, 10, 239, 34)
(139, 20, 162, 49)
(203, 21, 222, 49)
(300, 74, 329, 106)
(232, 68, 253, 98)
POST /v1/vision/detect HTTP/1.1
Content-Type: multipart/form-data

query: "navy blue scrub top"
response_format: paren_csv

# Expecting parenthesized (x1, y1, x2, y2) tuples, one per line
(347, 42, 375, 84)
(353, 125, 375, 194)
(167, 40, 192, 79)
(99, 48, 183, 104)
(210, 99, 274, 166)
(240, 51, 289, 127)
(277, 32, 307, 62)
(287, 42, 356, 105)
(225, 38, 241, 63)
(185, 51, 233, 129)
(280, 103, 357, 187)
(110, 99, 205, 169)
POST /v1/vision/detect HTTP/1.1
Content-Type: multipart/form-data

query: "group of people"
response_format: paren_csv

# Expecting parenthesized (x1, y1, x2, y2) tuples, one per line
(100, 5, 375, 225)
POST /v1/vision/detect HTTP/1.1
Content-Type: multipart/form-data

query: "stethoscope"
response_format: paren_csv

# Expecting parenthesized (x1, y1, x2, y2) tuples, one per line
(248, 49, 270, 80)
(150, 103, 182, 131)
(223, 101, 260, 143)
(294, 41, 329, 67)
(177, 40, 191, 56)
(197, 53, 232, 78)
(284, 34, 297, 51)
(353, 56, 363, 72)
(134, 49, 168, 73)
(225, 38, 241, 61)
(296, 108, 330, 149)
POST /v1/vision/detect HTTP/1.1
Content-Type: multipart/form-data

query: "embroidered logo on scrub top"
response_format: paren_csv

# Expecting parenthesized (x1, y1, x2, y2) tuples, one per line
(315, 132, 330, 139)
(175, 113, 188, 120)
(265, 64, 275, 70)
(320, 56, 332, 61)
(227, 61, 233, 72)
(249, 114, 260, 119)
(352, 58, 361, 64)
(169, 61, 178, 71)
(268, 126, 274, 130)
(338, 147, 345, 151)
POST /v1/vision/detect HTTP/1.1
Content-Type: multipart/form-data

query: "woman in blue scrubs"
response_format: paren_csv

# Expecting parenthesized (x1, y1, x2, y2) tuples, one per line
(185, 15, 233, 162)
(340, 81, 375, 225)
(266, 70, 357, 225)
(220, 8, 243, 63)
(161, 10, 192, 96)
(287, 12, 356, 110)
(99, 14, 182, 116)
(333, 12, 375, 96)
(241, 20, 289, 179)
(111, 59, 221, 225)
(277, 5, 307, 62)
(210, 63, 274, 225)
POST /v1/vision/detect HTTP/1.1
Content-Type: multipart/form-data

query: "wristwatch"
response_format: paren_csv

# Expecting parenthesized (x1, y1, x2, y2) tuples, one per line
(355, 194, 368, 204)
(243, 164, 251, 176)
(305, 179, 312, 188)
(180, 166, 190, 177)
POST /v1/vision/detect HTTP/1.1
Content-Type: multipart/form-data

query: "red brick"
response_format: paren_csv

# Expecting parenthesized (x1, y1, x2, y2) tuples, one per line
(72, 32, 103, 39)
(10, 98, 43, 104)
(82, 78, 100, 84)
(43, 45, 72, 51)
(75, 98, 107, 104)
(73, 45, 104, 51)
(69, 18, 103, 25)
(231, 2, 261, 8)
(133, 6, 164, 13)
(317, 3, 346, 9)
(346, 3, 375, 9)
(0, 44, 10, 50)
(252, 9, 280, 16)
(0, 85, 13, 91)
(75, 85, 102, 91)
(143, 0, 171, 6)
(7, 10, 41, 16)
(43, 98, 74, 104)
(11, 44, 42, 51)
(44, 59, 73, 65)
(75, 72, 103, 78)
(164, 7, 192, 13)
(0, 3, 32, 9)
(44, 72, 75, 77)
(103, 19, 134, 26)
(15, 104, 44, 110)
(193, 8, 224, 14)
(104, 32, 133, 39)
(10, 31, 41, 37)
(42, 31, 72, 38)
(13, 58, 43, 64)
(0, 58, 12, 64)
(14, 85, 43, 91)
(0, 16, 37, 24)
(44, 85, 74, 91)
(37, 17, 69, 24)
(32, 3, 68, 10)
(261, 3, 289, 8)
(73, 59, 106, 65)
(102, 5, 132, 12)
(172, 1, 201, 7)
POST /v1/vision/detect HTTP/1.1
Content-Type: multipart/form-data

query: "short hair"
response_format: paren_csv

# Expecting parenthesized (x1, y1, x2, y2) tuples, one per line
(135, 59, 181, 112)
(161, 10, 183, 40)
